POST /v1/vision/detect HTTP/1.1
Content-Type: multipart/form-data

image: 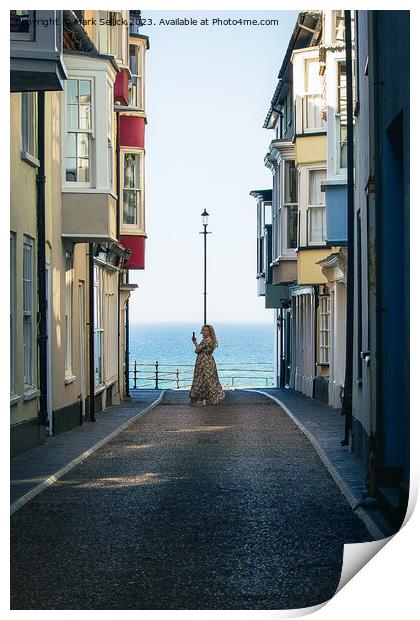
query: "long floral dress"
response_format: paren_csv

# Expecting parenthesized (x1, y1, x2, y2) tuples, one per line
(189, 337, 225, 405)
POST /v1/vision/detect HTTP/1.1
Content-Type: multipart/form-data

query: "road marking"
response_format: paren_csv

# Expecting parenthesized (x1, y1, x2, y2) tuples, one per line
(10, 391, 165, 515)
(247, 389, 388, 541)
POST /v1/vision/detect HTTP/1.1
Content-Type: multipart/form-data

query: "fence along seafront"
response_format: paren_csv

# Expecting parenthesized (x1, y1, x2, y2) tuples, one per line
(129, 361, 274, 390)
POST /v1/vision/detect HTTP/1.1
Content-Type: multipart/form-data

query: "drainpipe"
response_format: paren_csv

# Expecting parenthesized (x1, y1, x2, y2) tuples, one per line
(341, 10, 355, 446)
(36, 91, 49, 430)
(116, 110, 121, 400)
(88, 245, 96, 421)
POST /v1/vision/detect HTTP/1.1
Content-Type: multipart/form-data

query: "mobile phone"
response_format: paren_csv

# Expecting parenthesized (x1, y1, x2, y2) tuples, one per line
(192, 331, 195, 339)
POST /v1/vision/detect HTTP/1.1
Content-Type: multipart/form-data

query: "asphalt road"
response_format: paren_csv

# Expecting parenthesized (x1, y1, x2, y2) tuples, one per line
(10, 390, 372, 610)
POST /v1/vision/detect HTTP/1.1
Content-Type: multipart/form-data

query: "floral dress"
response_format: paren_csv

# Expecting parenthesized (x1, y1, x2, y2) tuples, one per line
(189, 337, 225, 405)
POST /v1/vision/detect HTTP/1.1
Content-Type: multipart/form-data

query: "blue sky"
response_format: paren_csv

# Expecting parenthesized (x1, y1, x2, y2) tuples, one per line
(129, 10, 298, 324)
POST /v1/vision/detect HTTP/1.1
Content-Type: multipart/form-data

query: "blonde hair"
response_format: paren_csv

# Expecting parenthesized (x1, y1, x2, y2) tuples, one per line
(202, 324, 218, 348)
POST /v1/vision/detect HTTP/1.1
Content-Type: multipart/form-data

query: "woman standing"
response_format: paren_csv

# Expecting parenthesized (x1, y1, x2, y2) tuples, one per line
(189, 325, 225, 405)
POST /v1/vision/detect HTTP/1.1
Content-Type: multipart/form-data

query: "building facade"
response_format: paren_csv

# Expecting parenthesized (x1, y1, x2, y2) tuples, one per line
(10, 10, 149, 455)
(252, 9, 410, 527)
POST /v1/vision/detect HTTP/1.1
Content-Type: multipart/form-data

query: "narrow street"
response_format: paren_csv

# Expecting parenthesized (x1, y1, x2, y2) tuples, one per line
(11, 391, 372, 610)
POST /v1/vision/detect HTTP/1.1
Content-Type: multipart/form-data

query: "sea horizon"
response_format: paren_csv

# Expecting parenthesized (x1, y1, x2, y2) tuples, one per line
(128, 321, 274, 390)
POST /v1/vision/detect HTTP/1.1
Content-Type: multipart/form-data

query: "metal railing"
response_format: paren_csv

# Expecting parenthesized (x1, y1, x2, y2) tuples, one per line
(129, 361, 274, 390)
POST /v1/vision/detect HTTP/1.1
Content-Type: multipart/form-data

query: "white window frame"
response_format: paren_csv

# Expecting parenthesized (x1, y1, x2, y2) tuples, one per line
(120, 148, 145, 231)
(94, 264, 104, 387)
(336, 59, 348, 173)
(64, 77, 94, 187)
(319, 295, 331, 364)
(21, 92, 39, 166)
(302, 57, 325, 133)
(10, 233, 16, 395)
(307, 168, 327, 245)
(65, 252, 73, 379)
(129, 43, 143, 109)
(281, 159, 298, 254)
(23, 237, 34, 389)
(107, 79, 114, 191)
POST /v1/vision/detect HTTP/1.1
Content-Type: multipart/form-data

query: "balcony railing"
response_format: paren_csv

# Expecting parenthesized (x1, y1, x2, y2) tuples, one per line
(129, 361, 274, 390)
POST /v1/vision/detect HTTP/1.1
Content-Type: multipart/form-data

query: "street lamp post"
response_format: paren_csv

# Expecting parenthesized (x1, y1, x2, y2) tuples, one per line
(200, 209, 211, 324)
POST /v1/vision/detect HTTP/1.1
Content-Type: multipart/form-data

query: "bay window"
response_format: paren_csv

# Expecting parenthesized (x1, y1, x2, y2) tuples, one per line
(23, 237, 34, 388)
(307, 169, 326, 244)
(65, 79, 92, 183)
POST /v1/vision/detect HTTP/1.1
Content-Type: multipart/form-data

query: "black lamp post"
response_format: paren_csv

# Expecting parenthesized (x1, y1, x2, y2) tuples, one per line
(200, 209, 211, 324)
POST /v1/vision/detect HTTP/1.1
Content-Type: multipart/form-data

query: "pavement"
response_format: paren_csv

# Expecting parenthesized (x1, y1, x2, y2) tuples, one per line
(11, 390, 373, 610)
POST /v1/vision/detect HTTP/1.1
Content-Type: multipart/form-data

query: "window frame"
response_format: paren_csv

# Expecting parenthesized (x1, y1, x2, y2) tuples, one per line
(21, 91, 39, 167)
(128, 43, 143, 109)
(319, 295, 331, 365)
(120, 148, 145, 231)
(282, 159, 298, 252)
(93, 264, 104, 387)
(23, 236, 35, 389)
(307, 168, 327, 246)
(64, 77, 95, 188)
(65, 251, 73, 379)
(302, 57, 325, 133)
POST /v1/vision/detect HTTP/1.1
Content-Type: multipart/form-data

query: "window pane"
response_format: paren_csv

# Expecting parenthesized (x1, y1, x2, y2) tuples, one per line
(309, 170, 326, 205)
(79, 80, 91, 104)
(309, 206, 325, 243)
(94, 331, 102, 385)
(66, 134, 77, 157)
(287, 205, 298, 248)
(123, 190, 138, 225)
(24, 318, 32, 384)
(129, 45, 138, 75)
(67, 105, 78, 130)
(284, 160, 297, 204)
(77, 158, 90, 182)
(124, 153, 140, 188)
(66, 158, 77, 182)
(77, 133, 89, 157)
(67, 80, 78, 104)
(305, 59, 320, 93)
(79, 105, 91, 129)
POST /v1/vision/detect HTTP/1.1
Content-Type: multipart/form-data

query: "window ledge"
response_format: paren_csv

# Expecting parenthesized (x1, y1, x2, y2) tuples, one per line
(10, 394, 22, 407)
(23, 388, 41, 402)
(94, 383, 106, 396)
(65, 374, 77, 385)
(21, 151, 40, 168)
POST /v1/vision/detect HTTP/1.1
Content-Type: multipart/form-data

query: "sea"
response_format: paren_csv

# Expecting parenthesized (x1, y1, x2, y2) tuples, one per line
(129, 322, 274, 390)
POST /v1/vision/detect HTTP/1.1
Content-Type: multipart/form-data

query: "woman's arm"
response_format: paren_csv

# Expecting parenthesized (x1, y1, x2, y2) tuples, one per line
(192, 336, 201, 354)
